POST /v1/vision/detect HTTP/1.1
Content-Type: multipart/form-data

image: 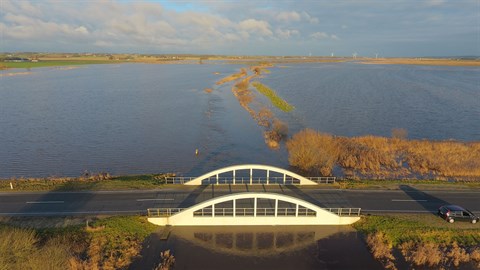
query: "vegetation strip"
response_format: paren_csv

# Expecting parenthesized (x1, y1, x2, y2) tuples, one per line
(0, 216, 157, 270)
(252, 81, 295, 112)
(0, 60, 115, 69)
(287, 128, 480, 179)
(0, 173, 172, 192)
(354, 214, 480, 269)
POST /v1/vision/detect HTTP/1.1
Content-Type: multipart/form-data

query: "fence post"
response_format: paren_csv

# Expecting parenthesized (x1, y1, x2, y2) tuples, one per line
(275, 199, 278, 217)
(233, 199, 236, 217)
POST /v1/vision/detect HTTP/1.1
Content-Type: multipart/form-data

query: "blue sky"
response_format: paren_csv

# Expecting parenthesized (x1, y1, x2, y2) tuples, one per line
(1, 0, 478, 56)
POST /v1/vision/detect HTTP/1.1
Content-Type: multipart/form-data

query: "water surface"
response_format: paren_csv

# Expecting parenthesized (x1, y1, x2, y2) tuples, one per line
(1, 62, 478, 178)
(129, 226, 382, 270)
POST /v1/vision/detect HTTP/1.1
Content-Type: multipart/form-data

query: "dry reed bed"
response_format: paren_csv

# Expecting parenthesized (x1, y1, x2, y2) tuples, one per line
(287, 129, 480, 179)
(358, 215, 480, 269)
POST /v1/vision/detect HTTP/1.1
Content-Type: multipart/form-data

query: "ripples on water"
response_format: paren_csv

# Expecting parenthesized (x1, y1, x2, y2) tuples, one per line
(0, 63, 478, 177)
(262, 63, 480, 140)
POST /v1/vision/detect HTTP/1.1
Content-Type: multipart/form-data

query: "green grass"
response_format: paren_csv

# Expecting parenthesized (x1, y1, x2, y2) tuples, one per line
(252, 81, 295, 112)
(354, 214, 480, 246)
(0, 60, 115, 69)
(0, 174, 169, 192)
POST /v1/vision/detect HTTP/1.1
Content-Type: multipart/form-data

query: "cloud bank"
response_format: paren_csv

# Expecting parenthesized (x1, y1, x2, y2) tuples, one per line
(1, 0, 478, 56)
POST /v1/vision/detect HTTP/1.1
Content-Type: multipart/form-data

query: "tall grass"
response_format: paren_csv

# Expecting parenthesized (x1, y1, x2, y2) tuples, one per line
(0, 216, 157, 270)
(0, 227, 72, 270)
(286, 129, 339, 175)
(251, 82, 295, 112)
(356, 215, 480, 268)
(286, 128, 480, 179)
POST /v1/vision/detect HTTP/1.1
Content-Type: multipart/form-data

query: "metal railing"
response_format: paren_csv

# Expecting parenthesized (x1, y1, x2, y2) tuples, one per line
(147, 208, 185, 217)
(147, 207, 360, 217)
(325, 208, 361, 216)
(307, 177, 336, 184)
(164, 176, 336, 185)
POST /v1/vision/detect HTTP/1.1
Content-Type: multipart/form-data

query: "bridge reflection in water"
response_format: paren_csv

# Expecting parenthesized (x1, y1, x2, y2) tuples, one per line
(179, 226, 345, 257)
(129, 226, 383, 270)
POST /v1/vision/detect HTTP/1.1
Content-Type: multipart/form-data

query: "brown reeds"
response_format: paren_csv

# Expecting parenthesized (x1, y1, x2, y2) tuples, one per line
(154, 250, 176, 270)
(286, 129, 339, 175)
(366, 232, 397, 270)
(216, 68, 247, 85)
(287, 128, 480, 179)
(400, 241, 442, 267)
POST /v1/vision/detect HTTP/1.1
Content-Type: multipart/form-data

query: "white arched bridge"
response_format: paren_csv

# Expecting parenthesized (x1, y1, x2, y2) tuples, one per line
(147, 193, 361, 226)
(164, 164, 336, 185)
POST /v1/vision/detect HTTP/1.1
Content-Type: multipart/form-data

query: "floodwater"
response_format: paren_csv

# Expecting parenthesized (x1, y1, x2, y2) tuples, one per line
(129, 225, 382, 270)
(1, 62, 479, 178)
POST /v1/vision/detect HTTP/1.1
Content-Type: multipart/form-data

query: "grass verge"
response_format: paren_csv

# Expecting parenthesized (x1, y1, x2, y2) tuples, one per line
(354, 214, 480, 246)
(335, 179, 480, 190)
(0, 216, 158, 270)
(354, 214, 480, 269)
(251, 81, 294, 112)
(0, 174, 171, 192)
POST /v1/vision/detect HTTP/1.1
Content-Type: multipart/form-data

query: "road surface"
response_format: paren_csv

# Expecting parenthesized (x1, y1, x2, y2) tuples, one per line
(0, 185, 479, 216)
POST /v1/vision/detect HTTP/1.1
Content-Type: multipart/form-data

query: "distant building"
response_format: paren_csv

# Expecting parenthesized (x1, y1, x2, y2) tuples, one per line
(3, 57, 30, 62)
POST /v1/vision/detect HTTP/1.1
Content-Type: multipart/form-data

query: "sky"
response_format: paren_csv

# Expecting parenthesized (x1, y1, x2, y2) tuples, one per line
(1, 0, 479, 57)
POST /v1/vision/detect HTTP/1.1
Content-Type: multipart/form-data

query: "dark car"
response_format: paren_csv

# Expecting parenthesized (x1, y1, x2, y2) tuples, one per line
(438, 205, 479, 224)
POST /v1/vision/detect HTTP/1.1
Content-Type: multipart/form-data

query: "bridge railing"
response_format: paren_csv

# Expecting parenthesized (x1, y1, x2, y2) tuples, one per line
(164, 176, 336, 185)
(147, 207, 360, 217)
(307, 177, 336, 184)
(147, 208, 185, 217)
(325, 208, 361, 216)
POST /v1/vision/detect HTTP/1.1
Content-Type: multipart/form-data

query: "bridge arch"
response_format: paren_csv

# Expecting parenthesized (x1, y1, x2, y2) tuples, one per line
(184, 164, 317, 185)
(148, 192, 360, 226)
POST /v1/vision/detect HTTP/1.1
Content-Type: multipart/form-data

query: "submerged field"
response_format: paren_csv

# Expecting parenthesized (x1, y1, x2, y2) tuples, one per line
(0, 61, 478, 178)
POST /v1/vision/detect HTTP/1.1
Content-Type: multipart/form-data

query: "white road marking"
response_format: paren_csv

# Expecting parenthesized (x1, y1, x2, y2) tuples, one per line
(26, 201, 64, 204)
(0, 210, 146, 215)
(391, 199, 427, 202)
(136, 198, 174, 202)
(363, 209, 432, 213)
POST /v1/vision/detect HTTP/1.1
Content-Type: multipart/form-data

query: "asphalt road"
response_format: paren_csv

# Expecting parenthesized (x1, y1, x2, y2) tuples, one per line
(0, 185, 479, 216)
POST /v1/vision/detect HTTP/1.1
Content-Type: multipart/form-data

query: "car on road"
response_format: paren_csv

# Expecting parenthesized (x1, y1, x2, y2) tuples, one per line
(438, 205, 479, 224)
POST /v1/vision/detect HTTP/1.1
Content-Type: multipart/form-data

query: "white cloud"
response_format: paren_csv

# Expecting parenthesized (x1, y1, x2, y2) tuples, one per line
(74, 26, 89, 35)
(276, 28, 300, 39)
(276, 11, 301, 22)
(238, 19, 273, 37)
(310, 32, 329, 39)
(302, 12, 319, 24)
(310, 32, 339, 40)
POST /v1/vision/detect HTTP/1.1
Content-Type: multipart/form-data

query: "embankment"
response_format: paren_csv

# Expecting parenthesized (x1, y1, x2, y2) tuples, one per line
(219, 65, 291, 149)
